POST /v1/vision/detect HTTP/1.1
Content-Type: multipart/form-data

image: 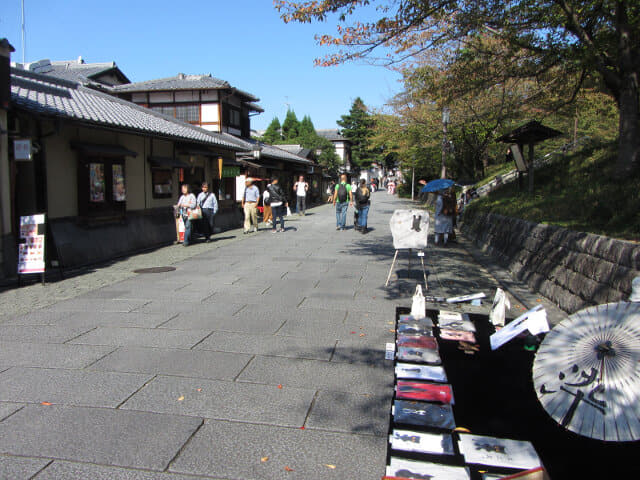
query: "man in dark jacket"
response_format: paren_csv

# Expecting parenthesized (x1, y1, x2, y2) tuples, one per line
(267, 177, 289, 232)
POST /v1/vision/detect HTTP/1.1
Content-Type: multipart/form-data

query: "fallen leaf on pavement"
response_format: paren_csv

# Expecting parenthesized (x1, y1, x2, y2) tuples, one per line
(277, 384, 283, 389)
(41, 402, 52, 406)
(261, 457, 269, 463)
(177, 395, 184, 401)
(300, 426, 305, 430)
(324, 464, 337, 469)
(196, 388, 202, 392)
(284, 466, 294, 472)
(359, 333, 366, 337)
(389, 329, 396, 333)
(387, 321, 394, 325)
(350, 331, 356, 334)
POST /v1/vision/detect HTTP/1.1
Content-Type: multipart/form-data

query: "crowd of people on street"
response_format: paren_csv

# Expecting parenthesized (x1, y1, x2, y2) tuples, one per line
(175, 174, 379, 246)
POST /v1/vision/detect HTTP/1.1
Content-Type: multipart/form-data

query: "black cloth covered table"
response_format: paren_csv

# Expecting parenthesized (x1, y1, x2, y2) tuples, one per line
(394, 307, 639, 478)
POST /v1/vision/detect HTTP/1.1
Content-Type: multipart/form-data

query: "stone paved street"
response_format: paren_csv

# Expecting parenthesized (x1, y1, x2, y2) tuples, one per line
(0, 193, 565, 479)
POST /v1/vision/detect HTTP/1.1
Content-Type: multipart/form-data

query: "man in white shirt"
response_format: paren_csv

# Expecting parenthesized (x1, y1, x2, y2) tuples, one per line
(197, 182, 218, 242)
(242, 178, 260, 233)
(293, 175, 309, 216)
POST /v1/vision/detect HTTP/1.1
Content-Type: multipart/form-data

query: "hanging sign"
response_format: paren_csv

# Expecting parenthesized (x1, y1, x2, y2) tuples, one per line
(14, 139, 32, 161)
(222, 166, 241, 178)
(17, 214, 46, 274)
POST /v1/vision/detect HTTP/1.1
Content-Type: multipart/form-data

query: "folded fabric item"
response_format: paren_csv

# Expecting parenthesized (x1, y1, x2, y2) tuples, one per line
(399, 314, 434, 328)
(389, 429, 455, 455)
(458, 434, 542, 470)
(393, 400, 456, 429)
(439, 329, 477, 343)
(437, 310, 463, 321)
(396, 381, 454, 404)
(397, 346, 441, 364)
(398, 323, 432, 336)
(397, 335, 438, 349)
(387, 457, 470, 480)
(395, 362, 448, 382)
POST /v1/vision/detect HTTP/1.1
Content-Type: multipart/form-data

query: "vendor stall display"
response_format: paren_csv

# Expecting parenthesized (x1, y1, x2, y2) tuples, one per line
(392, 400, 456, 429)
(458, 434, 542, 470)
(396, 381, 454, 404)
(397, 346, 442, 364)
(397, 335, 438, 349)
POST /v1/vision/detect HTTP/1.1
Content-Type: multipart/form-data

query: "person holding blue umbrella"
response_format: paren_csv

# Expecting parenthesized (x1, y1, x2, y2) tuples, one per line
(434, 186, 456, 245)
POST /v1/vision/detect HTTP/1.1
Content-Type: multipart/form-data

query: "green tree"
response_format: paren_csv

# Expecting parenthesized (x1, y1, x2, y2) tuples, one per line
(262, 117, 282, 144)
(282, 109, 301, 141)
(337, 97, 376, 166)
(276, 0, 640, 178)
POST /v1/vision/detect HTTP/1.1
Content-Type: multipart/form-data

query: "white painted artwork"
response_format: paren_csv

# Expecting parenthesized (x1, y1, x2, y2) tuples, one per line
(389, 209, 429, 250)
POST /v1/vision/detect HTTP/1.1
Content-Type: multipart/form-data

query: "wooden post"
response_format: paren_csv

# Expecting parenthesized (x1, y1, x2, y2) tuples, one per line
(528, 143, 535, 193)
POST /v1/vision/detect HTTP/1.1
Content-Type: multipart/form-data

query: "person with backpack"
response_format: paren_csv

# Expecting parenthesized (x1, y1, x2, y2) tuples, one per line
(267, 176, 288, 232)
(332, 173, 353, 231)
(262, 184, 273, 227)
(354, 179, 371, 233)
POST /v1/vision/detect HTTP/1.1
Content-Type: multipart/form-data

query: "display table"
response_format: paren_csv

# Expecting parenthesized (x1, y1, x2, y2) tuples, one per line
(384, 306, 639, 479)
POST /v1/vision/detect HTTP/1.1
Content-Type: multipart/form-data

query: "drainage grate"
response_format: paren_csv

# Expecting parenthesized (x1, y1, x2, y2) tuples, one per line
(133, 266, 176, 274)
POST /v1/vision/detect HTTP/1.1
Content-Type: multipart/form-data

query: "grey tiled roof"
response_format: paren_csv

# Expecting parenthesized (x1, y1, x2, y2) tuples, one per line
(246, 140, 313, 165)
(317, 129, 349, 142)
(10, 68, 248, 151)
(47, 61, 130, 85)
(112, 73, 259, 102)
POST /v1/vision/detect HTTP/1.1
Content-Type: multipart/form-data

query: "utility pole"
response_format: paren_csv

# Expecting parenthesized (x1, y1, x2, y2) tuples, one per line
(441, 107, 450, 179)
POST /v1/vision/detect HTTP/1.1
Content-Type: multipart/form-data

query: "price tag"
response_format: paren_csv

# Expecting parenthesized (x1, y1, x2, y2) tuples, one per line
(385, 342, 395, 360)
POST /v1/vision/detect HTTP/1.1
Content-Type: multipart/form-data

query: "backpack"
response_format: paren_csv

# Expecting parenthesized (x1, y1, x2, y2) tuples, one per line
(355, 187, 370, 206)
(337, 183, 348, 203)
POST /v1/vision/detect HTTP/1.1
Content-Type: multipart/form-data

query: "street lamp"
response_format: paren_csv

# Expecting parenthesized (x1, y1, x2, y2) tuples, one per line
(252, 143, 262, 160)
(441, 107, 450, 179)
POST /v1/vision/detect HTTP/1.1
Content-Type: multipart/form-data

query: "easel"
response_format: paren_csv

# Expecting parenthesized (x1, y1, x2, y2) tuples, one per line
(385, 248, 428, 290)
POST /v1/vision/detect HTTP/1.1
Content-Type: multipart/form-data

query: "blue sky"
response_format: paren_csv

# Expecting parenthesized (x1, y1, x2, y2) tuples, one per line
(0, 0, 402, 130)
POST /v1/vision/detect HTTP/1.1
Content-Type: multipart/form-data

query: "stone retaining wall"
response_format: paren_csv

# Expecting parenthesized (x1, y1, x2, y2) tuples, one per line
(461, 210, 640, 313)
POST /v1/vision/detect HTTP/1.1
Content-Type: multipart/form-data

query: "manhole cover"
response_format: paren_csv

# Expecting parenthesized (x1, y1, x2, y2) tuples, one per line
(133, 266, 176, 274)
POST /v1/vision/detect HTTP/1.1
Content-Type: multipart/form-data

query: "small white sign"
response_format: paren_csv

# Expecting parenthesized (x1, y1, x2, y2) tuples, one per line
(385, 342, 395, 360)
(14, 139, 32, 161)
(490, 305, 549, 350)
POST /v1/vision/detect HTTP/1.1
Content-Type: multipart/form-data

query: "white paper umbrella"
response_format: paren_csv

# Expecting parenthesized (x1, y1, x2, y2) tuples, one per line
(533, 302, 640, 442)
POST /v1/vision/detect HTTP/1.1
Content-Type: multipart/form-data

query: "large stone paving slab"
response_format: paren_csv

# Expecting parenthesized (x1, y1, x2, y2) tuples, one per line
(120, 375, 315, 427)
(35, 461, 219, 480)
(0, 404, 203, 470)
(0, 341, 115, 369)
(0, 402, 24, 421)
(45, 298, 148, 312)
(0, 324, 93, 343)
(237, 356, 394, 394)
(0, 454, 51, 480)
(169, 420, 387, 480)
(0, 367, 152, 407)
(305, 390, 392, 436)
(68, 327, 212, 349)
(194, 331, 335, 360)
(89, 347, 252, 380)
(159, 305, 258, 332)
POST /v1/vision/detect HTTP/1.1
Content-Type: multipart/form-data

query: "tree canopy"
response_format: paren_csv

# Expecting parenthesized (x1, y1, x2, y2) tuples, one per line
(276, 0, 639, 178)
(337, 97, 378, 167)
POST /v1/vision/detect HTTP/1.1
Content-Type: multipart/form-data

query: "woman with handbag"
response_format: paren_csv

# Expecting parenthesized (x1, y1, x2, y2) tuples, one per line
(175, 184, 196, 246)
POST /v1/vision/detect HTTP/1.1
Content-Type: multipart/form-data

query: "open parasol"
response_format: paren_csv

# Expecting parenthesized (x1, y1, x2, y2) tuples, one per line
(532, 302, 640, 442)
(420, 178, 456, 193)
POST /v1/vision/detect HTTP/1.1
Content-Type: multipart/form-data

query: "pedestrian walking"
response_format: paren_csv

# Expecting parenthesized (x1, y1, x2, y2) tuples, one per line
(197, 181, 218, 242)
(326, 181, 335, 203)
(262, 184, 273, 227)
(434, 187, 455, 245)
(242, 178, 260, 234)
(354, 179, 371, 233)
(293, 175, 309, 215)
(175, 184, 196, 246)
(332, 173, 353, 231)
(267, 176, 288, 232)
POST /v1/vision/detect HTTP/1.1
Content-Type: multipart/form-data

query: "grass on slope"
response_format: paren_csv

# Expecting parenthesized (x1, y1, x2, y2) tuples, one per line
(465, 141, 640, 241)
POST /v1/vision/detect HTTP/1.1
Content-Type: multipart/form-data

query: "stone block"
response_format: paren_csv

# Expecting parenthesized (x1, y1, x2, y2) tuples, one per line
(0, 404, 203, 470)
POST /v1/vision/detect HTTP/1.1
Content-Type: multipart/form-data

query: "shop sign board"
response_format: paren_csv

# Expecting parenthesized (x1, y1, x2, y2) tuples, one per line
(18, 214, 46, 274)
